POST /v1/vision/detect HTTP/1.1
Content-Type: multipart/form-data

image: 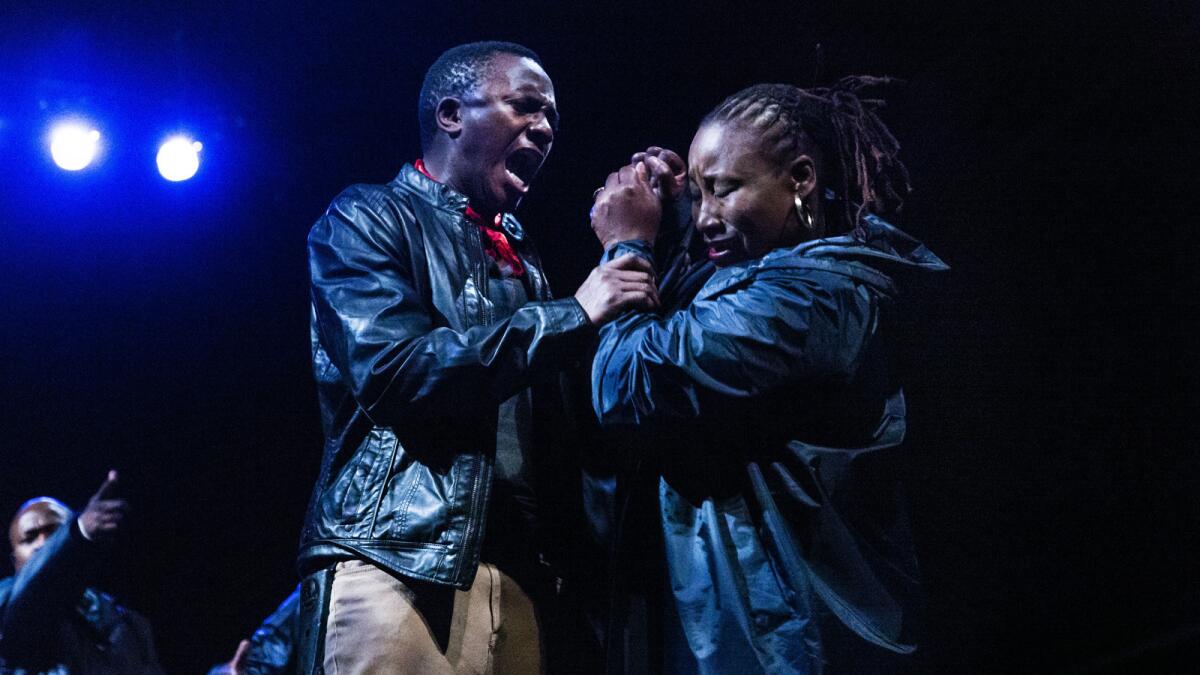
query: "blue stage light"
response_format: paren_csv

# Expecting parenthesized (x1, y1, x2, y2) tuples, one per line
(49, 121, 101, 171)
(156, 136, 202, 182)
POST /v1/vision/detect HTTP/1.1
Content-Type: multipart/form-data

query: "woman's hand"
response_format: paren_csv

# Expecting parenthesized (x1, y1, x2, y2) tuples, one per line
(590, 162, 663, 250)
(631, 146, 687, 202)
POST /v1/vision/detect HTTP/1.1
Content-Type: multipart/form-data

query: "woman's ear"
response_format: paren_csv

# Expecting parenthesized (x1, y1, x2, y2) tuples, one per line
(789, 154, 818, 198)
(436, 97, 464, 137)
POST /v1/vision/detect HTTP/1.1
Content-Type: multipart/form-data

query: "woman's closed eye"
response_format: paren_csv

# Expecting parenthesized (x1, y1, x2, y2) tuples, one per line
(713, 179, 740, 198)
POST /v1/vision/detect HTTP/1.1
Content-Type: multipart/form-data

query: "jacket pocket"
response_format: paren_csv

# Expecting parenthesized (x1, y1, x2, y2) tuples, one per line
(325, 428, 394, 537)
(371, 438, 463, 546)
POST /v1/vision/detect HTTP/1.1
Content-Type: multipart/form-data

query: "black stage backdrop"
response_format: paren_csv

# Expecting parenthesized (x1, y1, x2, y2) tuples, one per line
(0, 1, 1196, 671)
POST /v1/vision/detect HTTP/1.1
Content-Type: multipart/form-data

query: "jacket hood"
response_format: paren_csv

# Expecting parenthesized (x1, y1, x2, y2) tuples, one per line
(790, 213, 949, 291)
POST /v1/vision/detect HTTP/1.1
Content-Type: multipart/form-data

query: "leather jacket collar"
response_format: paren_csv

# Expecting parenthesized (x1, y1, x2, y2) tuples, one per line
(393, 164, 529, 244)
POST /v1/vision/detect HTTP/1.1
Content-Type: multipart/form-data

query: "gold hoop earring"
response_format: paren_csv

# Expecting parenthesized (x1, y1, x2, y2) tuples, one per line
(795, 193, 815, 231)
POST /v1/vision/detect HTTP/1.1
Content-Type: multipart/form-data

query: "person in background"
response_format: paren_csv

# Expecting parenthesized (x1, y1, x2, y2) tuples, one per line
(209, 585, 299, 675)
(0, 471, 164, 674)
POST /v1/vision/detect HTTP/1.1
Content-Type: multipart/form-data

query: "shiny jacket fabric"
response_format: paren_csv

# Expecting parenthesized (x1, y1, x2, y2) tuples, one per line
(0, 517, 162, 674)
(593, 216, 947, 674)
(207, 585, 299, 675)
(300, 164, 594, 589)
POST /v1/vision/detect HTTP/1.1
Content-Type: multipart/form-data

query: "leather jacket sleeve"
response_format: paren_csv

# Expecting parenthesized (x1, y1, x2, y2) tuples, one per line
(592, 262, 876, 426)
(0, 518, 95, 663)
(309, 188, 594, 427)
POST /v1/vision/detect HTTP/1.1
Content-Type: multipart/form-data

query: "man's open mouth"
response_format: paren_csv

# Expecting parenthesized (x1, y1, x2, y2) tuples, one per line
(505, 148, 543, 188)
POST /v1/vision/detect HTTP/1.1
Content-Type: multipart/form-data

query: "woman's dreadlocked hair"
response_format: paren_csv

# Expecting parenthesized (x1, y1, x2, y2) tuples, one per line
(702, 76, 910, 237)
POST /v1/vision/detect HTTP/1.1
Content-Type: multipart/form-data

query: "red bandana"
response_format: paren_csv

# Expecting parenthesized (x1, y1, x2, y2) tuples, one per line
(414, 159, 525, 277)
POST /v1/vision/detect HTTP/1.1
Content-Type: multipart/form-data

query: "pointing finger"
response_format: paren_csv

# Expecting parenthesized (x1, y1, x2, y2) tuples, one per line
(94, 470, 120, 500)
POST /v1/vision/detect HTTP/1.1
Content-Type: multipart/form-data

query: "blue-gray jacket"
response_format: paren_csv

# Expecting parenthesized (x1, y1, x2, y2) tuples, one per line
(207, 586, 299, 675)
(593, 216, 947, 674)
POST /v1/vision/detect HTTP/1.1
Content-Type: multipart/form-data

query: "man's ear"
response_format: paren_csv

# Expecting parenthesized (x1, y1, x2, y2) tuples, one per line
(436, 97, 464, 137)
(789, 154, 818, 199)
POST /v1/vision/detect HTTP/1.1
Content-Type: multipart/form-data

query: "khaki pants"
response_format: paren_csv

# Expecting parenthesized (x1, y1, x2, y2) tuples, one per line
(323, 559, 541, 675)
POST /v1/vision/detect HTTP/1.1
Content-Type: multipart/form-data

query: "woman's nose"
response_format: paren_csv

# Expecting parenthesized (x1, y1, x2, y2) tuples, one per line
(696, 206, 722, 236)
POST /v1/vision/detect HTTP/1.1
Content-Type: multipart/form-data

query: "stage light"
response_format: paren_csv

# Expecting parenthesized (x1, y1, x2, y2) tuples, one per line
(156, 136, 202, 182)
(49, 122, 101, 171)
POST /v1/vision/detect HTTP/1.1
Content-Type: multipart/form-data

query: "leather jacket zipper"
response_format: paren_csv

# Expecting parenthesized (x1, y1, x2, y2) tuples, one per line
(457, 214, 492, 581)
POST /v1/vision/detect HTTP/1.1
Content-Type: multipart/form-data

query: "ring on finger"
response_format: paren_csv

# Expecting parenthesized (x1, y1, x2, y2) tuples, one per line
(592, 187, 605, 198)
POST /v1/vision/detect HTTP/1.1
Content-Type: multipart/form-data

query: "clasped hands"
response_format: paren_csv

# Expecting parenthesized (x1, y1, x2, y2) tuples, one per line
(573, 147, 686, 325)
(590, 146, 686, 251)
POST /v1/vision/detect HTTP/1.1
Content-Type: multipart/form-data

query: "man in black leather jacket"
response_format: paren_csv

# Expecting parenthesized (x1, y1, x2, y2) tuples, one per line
(0, 471, 163, 674)
(297, 41, 657, 672)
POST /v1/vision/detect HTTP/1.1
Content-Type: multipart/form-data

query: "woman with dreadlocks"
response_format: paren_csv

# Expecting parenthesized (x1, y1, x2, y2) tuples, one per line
(587, 78, 947, 673)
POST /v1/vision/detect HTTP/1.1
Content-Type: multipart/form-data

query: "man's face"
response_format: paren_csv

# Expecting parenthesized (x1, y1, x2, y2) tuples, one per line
(9, 501, 67, 573)
(454, 53, 557, 214)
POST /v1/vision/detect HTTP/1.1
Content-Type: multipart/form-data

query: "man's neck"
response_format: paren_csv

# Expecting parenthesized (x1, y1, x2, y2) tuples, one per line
(419, 151, 450, 186)
(417, 152, 498, 221)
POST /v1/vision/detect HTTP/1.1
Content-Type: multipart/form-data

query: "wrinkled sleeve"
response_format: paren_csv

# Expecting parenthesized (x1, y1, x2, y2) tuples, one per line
(204, 586, 298, 675)
(243, 585, 300, 675)
(309, 189, 593, 426)
(592, 266, 874, 425)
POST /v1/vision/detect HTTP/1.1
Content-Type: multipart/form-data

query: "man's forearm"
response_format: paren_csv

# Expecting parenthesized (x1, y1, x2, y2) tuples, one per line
(0, 521, 96, 661)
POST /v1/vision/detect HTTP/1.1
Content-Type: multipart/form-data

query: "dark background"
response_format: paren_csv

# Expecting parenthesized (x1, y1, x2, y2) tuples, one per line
(1, 1, 1196, 671)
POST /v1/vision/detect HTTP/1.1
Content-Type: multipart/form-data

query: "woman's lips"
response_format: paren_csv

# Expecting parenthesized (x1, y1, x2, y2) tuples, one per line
(706, 238, 736, 262)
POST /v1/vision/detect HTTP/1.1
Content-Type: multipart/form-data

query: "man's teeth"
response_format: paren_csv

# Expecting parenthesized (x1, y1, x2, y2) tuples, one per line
(506, 168, 527, 187)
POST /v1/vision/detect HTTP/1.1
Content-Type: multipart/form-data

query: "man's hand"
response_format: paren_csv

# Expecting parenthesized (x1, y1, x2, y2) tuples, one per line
(77, 470, 128, 542)
(210, 640, 251, 675)
(631, 146, 687, 202)
(574, 253, 659, 324)
(590, 162, 663, 250)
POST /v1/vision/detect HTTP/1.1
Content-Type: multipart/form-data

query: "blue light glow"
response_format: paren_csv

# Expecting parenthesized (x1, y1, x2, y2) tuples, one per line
(156, 136, 202, 182)
(49, 121, 101, 171)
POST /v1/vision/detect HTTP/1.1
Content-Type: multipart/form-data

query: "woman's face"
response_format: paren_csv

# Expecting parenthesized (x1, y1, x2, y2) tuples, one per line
(688, 121, 805, 267)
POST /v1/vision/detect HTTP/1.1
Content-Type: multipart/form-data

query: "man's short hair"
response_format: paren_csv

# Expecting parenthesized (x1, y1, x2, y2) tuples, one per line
(418, 41, 543, 150)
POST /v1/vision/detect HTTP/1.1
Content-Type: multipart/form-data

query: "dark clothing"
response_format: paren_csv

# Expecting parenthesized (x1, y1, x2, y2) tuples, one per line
(575, 208, 716, 674)
(299, 162, 594, 590)
(0, 520, 162, 675)
(207, 586, 300, 675)
(592, 216, 947, 674)
(482, 262, 542, 572)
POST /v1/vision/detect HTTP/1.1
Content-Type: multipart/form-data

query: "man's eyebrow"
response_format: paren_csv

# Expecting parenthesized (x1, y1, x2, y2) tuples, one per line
(511, 82, 548, 96)
(512, 92, 559, 127)
(20, 523, 58, 539)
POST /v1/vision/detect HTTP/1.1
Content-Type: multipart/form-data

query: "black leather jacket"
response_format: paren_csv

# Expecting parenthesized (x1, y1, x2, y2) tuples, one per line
(299, 164, 594, 589)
